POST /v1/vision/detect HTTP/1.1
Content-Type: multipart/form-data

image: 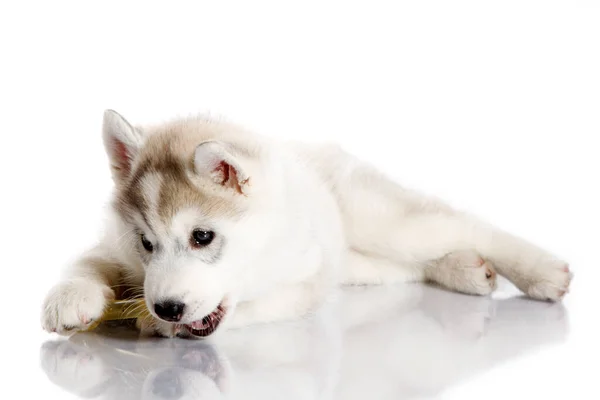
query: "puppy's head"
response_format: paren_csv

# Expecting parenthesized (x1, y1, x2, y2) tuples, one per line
(103, 110, 274, 337)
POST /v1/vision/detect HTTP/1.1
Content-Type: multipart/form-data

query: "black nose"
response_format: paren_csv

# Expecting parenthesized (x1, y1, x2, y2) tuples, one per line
(154, 300, 185, 322)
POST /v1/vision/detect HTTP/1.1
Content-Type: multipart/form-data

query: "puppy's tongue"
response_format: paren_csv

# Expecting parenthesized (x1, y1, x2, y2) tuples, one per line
(190, 316, 212, 330)
(185, 302, 226, 337)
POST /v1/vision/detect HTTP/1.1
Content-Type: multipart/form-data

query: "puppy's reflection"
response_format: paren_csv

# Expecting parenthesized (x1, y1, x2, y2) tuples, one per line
(142, 344, 227, 400)
(40, 330, 230, 400)
(40, 284, 569, 400)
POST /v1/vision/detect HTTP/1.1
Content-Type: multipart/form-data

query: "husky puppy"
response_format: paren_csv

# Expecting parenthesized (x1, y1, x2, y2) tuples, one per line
(41, 110, 572, 338)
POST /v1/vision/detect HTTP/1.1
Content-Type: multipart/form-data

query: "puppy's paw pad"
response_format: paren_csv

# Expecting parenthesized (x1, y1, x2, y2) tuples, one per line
(484, 266, 493, 279)
(467, 261, 498, 295)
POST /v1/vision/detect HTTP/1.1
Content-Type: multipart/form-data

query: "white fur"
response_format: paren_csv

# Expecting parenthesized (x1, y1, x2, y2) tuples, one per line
(40, 110, 572, 338)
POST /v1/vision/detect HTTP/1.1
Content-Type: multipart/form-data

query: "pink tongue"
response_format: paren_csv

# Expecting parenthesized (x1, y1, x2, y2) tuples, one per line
(190, 319, 210, 330)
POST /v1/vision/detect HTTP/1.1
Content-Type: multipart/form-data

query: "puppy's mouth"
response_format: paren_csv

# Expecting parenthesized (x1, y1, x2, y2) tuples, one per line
(184, 302, 227, 337)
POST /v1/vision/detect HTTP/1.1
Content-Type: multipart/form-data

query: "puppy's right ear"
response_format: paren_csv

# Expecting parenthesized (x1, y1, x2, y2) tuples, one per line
(102, 109, 144, 182)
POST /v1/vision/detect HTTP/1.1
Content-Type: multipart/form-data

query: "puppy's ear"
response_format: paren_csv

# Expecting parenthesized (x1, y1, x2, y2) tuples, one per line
(102, 110, 144, 182)
(194, 141, 251, 195)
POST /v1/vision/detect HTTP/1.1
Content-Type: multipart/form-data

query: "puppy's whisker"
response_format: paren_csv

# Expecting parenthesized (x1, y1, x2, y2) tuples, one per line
(121, 286, 144, 298)
(111, 229, 133, 245)
(110, 228, 136, 248)
(123, 301, 148, 317)
(115, 235, 137, 253)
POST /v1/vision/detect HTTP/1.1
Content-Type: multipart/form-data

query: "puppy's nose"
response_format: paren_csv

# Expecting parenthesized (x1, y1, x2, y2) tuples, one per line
(154, 300, 185, 322)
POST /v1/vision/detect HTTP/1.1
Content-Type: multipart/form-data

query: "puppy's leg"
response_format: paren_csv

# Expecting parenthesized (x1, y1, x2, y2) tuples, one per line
(340, 248, 424, 286)
(41, 245, 120, 334)
(342, 246, 496, 296)
(308, 144, 571, 301)
(380, 214, 570, 300)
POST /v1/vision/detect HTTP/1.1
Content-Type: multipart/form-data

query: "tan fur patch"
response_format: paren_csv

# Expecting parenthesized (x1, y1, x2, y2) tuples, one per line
(115, 121, 248, 226)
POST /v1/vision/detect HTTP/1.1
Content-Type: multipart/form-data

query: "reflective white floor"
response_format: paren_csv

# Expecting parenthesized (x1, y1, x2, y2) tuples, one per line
(36, 278, 589, 400)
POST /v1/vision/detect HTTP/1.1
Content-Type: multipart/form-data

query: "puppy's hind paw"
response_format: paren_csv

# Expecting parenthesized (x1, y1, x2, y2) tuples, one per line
(432, 250, 498, 296)
(524, 262, 573, 302)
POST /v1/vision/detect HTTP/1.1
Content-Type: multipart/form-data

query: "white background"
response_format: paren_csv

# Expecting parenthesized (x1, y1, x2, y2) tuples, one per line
(1, 1, 599, 399)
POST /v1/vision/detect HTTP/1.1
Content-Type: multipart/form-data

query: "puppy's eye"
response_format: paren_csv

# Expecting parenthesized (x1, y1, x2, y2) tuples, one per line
(191, 229, 215, 248)
(140, 234, 154, 252)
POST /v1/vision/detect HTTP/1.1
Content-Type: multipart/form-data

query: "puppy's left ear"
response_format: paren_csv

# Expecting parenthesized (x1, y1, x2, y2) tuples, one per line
(194, 141, 252, 195)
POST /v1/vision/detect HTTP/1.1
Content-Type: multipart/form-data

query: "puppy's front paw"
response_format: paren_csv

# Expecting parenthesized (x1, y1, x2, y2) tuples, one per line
(522, 261, 573, 301)
(41, 279, 114, 334)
